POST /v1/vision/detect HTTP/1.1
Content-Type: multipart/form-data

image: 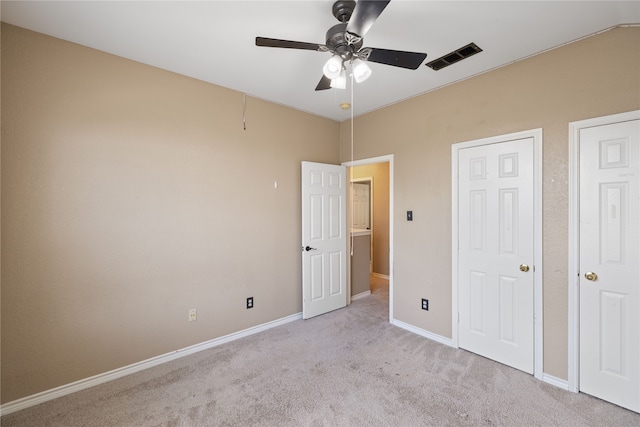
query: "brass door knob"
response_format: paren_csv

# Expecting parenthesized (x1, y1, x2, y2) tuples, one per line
(585, 271, 598, 281)
(519, 264, 530, 272)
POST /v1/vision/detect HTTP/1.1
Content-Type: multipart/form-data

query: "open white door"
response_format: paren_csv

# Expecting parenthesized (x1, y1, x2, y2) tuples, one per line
(301, 161, 347, 319)
(457, 136, 535, 374)
(579, 119, 639, 413)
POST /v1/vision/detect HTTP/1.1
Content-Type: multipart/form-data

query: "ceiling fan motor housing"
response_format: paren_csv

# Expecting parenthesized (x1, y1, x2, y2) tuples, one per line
(326, 23, 362, 61)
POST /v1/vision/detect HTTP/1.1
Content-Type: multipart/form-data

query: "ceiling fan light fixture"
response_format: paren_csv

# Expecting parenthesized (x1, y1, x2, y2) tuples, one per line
(323, 54, 343, 79)
(257, 0, 427, 92)
(352, 59, 372, 83)
(330, 69, 347, 89)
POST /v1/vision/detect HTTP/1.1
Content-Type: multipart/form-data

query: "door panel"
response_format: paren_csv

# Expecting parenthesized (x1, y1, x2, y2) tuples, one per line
(499, 275, 517, 343)
(579, 119, 639, 413)
(458, 137, 534, 374)
(499, 189, 517, 254)
(302, 161, 347, 319)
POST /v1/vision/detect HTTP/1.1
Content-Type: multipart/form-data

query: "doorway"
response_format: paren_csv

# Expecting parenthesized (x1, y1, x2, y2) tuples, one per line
(343, 155, 393, 321)
(568, 111, 640, 412)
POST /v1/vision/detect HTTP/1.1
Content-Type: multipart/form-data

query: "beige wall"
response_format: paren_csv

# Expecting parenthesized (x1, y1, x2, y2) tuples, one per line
(350, 235, 371, 296)
(340, 26, 640, 380)
(351, 163, 390, 276)
(0, 24, 340, 403)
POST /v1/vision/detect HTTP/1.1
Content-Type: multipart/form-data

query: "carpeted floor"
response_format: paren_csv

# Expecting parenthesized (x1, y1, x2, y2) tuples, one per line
(2, 277, 639, 426)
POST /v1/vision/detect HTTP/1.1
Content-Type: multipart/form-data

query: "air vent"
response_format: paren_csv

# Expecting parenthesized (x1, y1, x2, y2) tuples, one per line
(425, 42, 482, 71)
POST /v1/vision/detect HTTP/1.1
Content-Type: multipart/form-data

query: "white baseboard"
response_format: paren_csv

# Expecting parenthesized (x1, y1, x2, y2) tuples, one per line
(351, 290, 371, 301)
(371, 272, 390, 280)
(391, 319, 455, 348)
(542, 373, 570, 391)
(0, 312, 302, 416)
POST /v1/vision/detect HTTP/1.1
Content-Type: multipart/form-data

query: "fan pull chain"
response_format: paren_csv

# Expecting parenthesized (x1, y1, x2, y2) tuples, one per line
(242, 93, 247, 130)
(350, 72, 355, 257)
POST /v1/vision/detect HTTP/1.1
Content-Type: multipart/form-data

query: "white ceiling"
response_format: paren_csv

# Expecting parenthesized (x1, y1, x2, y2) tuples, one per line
(2, 1, 639, 121)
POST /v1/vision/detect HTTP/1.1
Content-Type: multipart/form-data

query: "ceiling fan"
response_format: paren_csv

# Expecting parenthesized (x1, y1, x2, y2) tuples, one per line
(255, 0, 427, 91)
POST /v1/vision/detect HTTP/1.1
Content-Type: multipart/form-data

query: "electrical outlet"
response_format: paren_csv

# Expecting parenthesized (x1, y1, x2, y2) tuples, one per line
(188, 308, 197, 322)
(246, 297, 254, 309)
(421, 299, 429, 311)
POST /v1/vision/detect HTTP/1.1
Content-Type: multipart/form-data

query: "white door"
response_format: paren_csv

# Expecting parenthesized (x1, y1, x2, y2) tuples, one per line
(352, 182, 370, 230)
(301, 161, 347, 319)
(458, 137, 535, 374)
(579, 119, 639, 413)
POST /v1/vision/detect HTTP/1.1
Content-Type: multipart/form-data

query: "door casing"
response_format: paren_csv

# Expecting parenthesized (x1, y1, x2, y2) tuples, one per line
(567, 110, 640, 393)
(452, 128, 543, 380)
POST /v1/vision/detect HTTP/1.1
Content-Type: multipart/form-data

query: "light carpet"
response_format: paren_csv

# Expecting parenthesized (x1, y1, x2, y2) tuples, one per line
(2, 278, 639, 426)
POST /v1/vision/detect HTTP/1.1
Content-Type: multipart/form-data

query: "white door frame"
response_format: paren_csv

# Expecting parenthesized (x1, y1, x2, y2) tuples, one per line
(567, 110, 640, 393)
(343, 155, 394, 322)
(452, 128, 543, 380)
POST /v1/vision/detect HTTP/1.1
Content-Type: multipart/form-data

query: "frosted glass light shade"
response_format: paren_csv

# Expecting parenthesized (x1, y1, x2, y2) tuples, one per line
(323, 55, 343, 79)
(352, 59, 372, 83)
(330, 69, 346, 89)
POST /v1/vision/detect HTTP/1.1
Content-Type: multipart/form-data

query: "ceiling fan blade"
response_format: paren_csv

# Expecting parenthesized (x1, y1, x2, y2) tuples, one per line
(315, 75, 332, 91)
(362, 48, 427, 70)
(346, 0, 390, 37)
(256, 37, 324, 51)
